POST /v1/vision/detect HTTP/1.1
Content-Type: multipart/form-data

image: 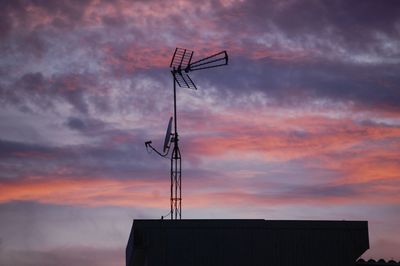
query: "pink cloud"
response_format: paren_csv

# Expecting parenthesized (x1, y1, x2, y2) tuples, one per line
(184, 108, 400, 162)
(0, 176, 169, 208)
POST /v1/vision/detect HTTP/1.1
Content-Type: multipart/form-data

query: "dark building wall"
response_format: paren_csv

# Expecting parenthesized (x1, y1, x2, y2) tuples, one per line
(127, 219, 369, 266)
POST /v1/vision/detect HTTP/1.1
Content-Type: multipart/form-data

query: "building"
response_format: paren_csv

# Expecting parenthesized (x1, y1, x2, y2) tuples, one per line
(126, 219, 369, 266)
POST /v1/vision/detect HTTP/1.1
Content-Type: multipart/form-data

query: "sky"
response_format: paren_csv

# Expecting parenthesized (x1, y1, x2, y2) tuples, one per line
(0, 0, 400, 265)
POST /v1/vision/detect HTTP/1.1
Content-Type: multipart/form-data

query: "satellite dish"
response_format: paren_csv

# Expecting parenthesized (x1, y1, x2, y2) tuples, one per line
(163, 117, 173, 153)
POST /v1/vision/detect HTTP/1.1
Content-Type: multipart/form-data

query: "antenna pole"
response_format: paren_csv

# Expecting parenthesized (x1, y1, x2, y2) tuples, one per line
(146, 48, 227, 220)
(173, 71, 178, 139)
(171, 74, 182, 220)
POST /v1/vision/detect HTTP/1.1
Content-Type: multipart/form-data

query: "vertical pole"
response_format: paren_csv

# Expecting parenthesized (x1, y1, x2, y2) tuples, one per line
(170, 150, 173, 220)
(171, 72, 182, 220)
(178, 148, 182, 219)
(173, 145, 181, 219)
(175, 148, 178, 220)
(173, 73, 177, 142)
(171, 75, 177, 220)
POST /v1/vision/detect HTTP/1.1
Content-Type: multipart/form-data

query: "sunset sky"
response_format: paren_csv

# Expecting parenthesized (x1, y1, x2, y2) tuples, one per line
(1, 0, 400, 265)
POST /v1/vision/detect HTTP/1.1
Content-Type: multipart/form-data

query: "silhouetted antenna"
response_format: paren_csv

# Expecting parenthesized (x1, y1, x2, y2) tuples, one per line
(145, 47, 228, 220)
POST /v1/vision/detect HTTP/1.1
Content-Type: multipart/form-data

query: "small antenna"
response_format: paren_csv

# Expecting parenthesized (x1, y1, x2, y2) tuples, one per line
(145, 47, 228, 220)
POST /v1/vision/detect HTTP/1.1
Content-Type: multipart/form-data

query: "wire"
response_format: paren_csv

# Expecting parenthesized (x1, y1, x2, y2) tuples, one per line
(146, 142, 169, 158)
(161, 210, 172, 220)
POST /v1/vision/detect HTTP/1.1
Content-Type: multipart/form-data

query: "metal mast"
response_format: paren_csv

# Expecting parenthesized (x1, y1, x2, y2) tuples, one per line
(145, 47, 228, 220)
(171, 68, 182, 220)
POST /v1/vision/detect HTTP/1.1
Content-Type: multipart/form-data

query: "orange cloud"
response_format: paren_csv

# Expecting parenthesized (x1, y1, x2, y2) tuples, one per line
(2, 167, 398, 209)
(184, 108, 400, 161)
(184, 181, 400, 208)
(102, 45, 171, 73)
(180, 107, 400, 206)
(0, 176, 170, 208)
(319, 141, 400, 184)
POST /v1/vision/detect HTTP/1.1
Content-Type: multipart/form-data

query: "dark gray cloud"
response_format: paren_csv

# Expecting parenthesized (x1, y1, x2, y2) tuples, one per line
(248, 177, 400, 204)
(65, 116, 107, 132)
(0, 133, 165, 180)
(217, 0, 400, 54)
(287, 182, 359, 198)
(200, 56, 400, 111)
(66, 117, 86, 130)
(1, 68, 171, 117)
(2, 72, 101, 114)
(0, 139, 52, 159)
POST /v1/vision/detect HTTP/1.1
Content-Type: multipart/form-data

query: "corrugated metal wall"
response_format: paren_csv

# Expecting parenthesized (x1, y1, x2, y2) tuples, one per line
(126, 219, 369, 266)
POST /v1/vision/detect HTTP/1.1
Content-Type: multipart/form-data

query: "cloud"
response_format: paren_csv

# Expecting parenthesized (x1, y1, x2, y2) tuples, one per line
(2, 174, 398, 209)
(1, 0, 400, 262)
(0, 176, 169, 207)
(65, 116, 107, 133)
(2, 72, 93, 114)
(0, 201, 137, 266)
(199, 56, 400, 113)
(1, 247, 123, 266)
(181, 108, 400, 161)
(0, 134, 164, 181)
(213, 0, 400, 61)
(1, 0, 399, 117)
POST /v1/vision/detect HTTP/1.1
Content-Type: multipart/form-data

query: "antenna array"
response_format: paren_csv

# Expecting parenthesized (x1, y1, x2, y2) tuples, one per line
(145, 47, 228, 219)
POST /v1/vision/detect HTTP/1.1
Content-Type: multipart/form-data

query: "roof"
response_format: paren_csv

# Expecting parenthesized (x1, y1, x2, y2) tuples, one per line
(126, 219, 369, 266)
(357, 259, 400, 265)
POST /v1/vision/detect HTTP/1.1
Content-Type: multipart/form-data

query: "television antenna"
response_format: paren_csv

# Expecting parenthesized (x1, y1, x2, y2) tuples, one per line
(145, 48, 228, 219)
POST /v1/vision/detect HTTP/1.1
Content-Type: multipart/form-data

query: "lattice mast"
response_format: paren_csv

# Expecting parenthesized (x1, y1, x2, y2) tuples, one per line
(145, 48, 228, 220)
